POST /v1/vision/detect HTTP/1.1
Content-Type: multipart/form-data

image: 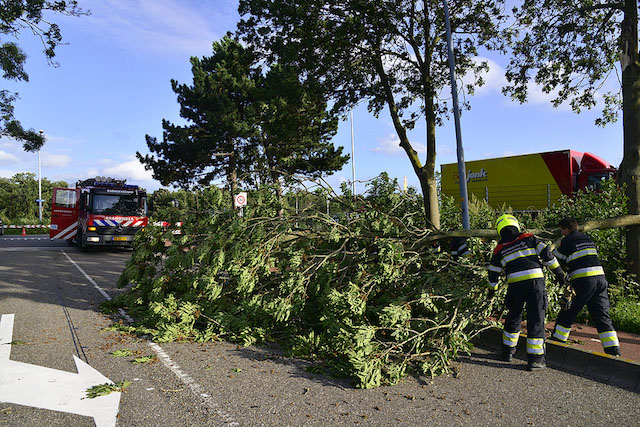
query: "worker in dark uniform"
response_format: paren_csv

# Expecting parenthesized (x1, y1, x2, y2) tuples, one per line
(550, 217, 621, 356)
(488, 214, 565, 370)
(451, 237, 471, 259)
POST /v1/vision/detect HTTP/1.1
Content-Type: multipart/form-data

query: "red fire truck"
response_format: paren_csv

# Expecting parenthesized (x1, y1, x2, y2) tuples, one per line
(50, 177, 148, 248)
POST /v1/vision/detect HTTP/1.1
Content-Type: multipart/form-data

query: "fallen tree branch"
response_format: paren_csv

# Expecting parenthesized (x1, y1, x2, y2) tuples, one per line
(422, 214, 640, 242)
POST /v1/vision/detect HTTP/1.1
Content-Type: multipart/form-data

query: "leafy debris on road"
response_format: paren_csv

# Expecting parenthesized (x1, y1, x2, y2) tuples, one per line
(110, 349, 134, 357)
(85, 380, 131, 399)
(131, 355, 157, 364)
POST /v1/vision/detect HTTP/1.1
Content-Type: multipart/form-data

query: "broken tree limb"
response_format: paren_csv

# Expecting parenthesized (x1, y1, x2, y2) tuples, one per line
(422, 214, 640, 242)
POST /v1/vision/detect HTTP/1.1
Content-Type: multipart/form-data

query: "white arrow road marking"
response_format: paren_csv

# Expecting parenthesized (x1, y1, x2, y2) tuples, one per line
(0, 314, 121, 427)
(61, 250, 239, 425)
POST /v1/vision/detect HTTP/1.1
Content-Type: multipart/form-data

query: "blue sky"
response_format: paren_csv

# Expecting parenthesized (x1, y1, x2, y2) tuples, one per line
(0, 0, 622, 194)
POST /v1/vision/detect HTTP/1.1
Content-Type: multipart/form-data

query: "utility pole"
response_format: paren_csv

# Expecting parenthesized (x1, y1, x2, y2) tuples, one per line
(350, 110, 356, 197)
(38, 130, 44, 222)
(442, 0, 470, 229)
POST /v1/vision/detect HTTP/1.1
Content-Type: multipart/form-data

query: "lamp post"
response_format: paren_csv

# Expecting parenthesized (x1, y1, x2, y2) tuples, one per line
(350, 110, 356, 197)
(38, 130, 44, 223)
(442, 0, 470, 229)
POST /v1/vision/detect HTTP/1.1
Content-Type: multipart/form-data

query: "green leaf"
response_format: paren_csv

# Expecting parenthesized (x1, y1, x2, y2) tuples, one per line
(131, 356, 157, 364)
(85, 380, 131, 399)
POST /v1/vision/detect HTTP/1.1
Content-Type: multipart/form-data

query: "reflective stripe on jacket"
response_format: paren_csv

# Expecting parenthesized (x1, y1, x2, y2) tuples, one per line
(488, 232, 559, 288)
(552, 231, 605, 281)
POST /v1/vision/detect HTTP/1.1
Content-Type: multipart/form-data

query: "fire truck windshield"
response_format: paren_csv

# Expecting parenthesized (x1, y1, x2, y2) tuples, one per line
(92, 194, 147, 216)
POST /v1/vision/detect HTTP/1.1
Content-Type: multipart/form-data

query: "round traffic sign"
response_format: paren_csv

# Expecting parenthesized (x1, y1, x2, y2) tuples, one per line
(234, 192, 247, 207)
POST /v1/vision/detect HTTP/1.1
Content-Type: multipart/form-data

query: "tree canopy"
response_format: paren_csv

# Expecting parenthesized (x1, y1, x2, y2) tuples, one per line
(139, 36, 348, 207)
(504, 1, 626, 125)
(139, 36, 258, 196)
(1, 0, 86, 151)
(0, 172, 67, 221)
(255, 64, 348, 210)
(238, 0, 509, 229)
(504, 0, 640, 274)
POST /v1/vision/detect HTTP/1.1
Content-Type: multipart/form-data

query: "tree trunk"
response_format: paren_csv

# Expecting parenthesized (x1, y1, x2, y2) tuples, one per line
(373, 49, 440, 230)
(422, 95, 440, 229)
(420, 0, 440, 230)
(270, 165, 284, 217)
(421, 214, 640, 242)
(227, 150, 238, 210)
(618, 0, 640, 276)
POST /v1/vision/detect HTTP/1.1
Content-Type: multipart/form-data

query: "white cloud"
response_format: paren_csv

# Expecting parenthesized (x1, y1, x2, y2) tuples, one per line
(459, 57, 574, 113)
(0, 151, 19, 166)
(371, 134, 426, 155)
(103, 157, 154, 183)
(437, 145, 454, 156)
(525, 82, 573, 112)
(42, 153, 71, 168)
(75, 0, 233, 56)
(470, 57, 507, 96)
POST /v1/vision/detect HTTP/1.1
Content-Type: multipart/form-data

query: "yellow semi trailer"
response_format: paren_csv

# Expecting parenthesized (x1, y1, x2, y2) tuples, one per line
(440, 150, 616, 211)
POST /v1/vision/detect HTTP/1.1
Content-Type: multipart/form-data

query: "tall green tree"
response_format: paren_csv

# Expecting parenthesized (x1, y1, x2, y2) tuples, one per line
(1, 0, 86, 151)
(504, 1, 640, 274)
(138, 36, 258, 207)
(0, 172, 67, 221)
(238, 0, 508, 229)
(256, 64, 348, 214)
(139, 36, 348, 210)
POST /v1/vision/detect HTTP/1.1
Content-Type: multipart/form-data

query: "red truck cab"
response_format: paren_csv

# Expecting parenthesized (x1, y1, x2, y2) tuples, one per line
(577, 152, 617, 191)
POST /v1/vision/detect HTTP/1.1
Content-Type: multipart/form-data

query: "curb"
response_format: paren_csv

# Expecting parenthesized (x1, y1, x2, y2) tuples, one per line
(477, 327, 640, 392)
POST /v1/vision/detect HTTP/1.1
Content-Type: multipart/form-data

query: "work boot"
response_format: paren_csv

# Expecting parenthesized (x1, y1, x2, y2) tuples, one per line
(527, 355, 546, 371)
(501, 345, 515, 362)
(604, 346, 621, 357)
(548, 335, 564, 343)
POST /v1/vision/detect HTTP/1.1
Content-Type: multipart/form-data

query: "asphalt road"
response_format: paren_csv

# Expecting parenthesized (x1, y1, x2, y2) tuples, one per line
(1, 234, 639, 426)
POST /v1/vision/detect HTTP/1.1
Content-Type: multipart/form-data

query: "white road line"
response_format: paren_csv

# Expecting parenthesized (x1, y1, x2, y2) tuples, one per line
(0, 237, 49, 240)
(60, 250, 238, 426)
(61, 251, 112, 301)
(0, 247, 65, 251)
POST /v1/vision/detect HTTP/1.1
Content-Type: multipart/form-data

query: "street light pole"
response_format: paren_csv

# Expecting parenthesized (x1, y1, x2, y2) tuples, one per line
(442, 0, 470, 229)
(350, 110, 356, 197)
(38, 130, 44, 223)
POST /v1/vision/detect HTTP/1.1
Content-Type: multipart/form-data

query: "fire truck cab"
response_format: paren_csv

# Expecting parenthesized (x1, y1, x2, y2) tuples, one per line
(50, 177, 148, 249)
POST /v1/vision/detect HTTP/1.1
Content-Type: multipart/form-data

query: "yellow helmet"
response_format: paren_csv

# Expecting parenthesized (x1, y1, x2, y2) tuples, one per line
(496, 214, 520, 235)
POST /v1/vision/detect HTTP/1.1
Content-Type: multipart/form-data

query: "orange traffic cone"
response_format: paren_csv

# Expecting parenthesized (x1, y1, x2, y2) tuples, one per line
(21, 226, 26, 236)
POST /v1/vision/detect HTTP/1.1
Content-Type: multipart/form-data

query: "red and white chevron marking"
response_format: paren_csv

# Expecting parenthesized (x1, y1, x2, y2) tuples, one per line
(50, 222, 78, 240)
(6, 225, 50, 228)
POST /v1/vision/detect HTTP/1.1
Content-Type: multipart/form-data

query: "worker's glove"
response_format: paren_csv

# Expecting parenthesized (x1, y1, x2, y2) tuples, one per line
(554, 272, 568, 286)
(559, 295, 571, 311)
(559, 286, 573, 311)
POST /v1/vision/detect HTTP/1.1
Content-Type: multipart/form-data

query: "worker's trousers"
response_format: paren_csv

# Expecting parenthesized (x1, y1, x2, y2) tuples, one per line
(502, 278, 547, 358)
(553, 276, 619, 350)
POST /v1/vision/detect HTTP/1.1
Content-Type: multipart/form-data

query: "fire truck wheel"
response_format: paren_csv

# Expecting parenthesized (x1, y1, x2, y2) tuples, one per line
(77, 230, 87, 251)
